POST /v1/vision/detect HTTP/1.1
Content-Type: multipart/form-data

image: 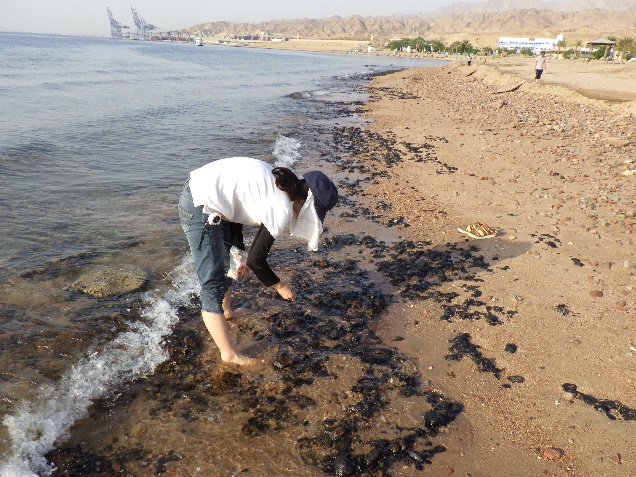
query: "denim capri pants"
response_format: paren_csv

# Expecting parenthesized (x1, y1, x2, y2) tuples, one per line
(178, 180, 232, 314)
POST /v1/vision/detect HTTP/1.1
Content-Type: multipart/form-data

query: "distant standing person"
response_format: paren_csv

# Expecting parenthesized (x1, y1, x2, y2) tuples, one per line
(535, 51, 547, 83)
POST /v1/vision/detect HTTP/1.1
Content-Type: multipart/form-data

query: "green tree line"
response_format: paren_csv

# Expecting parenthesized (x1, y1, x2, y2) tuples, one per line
(386, 36, 636, 61)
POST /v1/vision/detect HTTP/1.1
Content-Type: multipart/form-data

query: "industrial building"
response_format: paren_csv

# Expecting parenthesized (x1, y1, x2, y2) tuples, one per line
(498, 33, 564, 52)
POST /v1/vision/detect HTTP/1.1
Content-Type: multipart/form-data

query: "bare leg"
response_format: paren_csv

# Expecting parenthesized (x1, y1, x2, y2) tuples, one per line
(222, 288, 252, 320)
(201, 311, 256, 365)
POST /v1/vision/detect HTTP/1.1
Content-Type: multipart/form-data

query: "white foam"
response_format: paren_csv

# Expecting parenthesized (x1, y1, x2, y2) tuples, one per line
(272, 135, 302, 169)
(0, 258, 198, 476)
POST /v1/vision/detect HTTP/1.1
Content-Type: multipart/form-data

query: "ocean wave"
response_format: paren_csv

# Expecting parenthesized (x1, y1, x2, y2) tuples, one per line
(287, 91, 312, 100)
(336, 66, 404, 81)
(0, 258, 198, 476)
(287, 89, 333, 100)
(272, 135, 302, 169)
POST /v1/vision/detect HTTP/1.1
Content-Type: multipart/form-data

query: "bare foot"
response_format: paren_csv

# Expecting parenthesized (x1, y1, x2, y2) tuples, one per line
(224, 307, 252, 320)
(220, 351, 259, 366)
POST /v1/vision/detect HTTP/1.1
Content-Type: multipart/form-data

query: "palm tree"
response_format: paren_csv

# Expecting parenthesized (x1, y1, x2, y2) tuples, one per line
(460, 39, 472, 54)
(431, 40, 445, 53)
(557, 39, 567, 57)
(573, 40, 583, 57)
(615, 37, 634, 63)
(412, 37, 426, 53)
(449, 41, 461, 54)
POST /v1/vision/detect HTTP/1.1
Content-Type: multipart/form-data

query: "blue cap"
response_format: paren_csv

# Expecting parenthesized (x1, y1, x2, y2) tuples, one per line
(304, 171, 338, 222)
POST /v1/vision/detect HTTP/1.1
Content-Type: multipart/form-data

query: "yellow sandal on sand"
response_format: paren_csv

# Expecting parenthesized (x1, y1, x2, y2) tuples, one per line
(458, 222, 497, 239)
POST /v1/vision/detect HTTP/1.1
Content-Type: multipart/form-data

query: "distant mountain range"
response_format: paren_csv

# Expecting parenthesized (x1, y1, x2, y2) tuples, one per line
(429, 0, 636, 16)
(185, 0, 636, 42)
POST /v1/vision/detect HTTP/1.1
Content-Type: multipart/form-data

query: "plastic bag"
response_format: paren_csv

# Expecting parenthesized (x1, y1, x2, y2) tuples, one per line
(227, 246, 249, 281)
(289, 191, 323, 251)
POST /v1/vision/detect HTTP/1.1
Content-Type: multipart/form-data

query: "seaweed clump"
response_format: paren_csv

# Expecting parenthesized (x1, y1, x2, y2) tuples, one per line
(445, 333, 503, 379)
(562, 383, 636, 421)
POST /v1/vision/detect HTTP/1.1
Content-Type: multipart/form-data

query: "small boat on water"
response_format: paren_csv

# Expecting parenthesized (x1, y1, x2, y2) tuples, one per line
(195, 38, 203, 46)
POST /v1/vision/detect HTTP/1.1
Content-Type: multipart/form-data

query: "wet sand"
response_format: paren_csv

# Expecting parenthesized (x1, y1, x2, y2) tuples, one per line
(44, 62, 635, 476)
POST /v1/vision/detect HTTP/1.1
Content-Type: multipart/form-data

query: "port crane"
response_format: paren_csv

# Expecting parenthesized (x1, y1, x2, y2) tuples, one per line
(107, 7, 130, 39)
(131, 5, 157, 40)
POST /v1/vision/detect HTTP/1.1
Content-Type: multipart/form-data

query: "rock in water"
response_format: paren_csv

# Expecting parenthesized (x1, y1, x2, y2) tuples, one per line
(333, 455, 355, 477)
(72, 265, 147, 297)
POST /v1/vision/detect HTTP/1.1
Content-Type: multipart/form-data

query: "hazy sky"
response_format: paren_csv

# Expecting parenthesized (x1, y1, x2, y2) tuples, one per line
(0, 0, 484, 37)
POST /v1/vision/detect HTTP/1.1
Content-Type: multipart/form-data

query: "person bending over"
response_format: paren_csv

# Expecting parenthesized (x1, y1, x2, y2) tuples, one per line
(178, 157, 338, 365)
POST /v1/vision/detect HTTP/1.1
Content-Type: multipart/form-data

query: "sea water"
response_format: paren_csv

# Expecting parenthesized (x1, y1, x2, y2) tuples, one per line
(0, 32, 445, 475)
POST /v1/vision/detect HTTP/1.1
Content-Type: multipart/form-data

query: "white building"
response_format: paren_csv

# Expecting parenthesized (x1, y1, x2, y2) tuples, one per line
(498, 33, 564, 52)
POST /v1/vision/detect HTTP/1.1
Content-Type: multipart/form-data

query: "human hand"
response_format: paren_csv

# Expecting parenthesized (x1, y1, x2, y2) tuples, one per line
(237, 264, 251, 278)
(274, 281, 295, 301)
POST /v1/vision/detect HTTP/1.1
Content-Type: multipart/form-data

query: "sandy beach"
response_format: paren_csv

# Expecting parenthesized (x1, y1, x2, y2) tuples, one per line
(357, 60, 636, 476)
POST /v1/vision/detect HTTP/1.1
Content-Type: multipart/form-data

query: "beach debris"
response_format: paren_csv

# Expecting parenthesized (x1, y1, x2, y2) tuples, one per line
(370, 237, 514, 325)
(386, 216, 410, 228)
(588, 290, 604, 297)
(457, 222, 497, 239)
(504, 343, 518, 353)
(445, 333, 503, 379)
(331, 125, 455, 177)
(542, 447, 564, 461)
(507, 375, 525, 384)
(531, 233, 561, 249)
(561, 383, 636, 421)
(71, 264, 147, 297)
(493, 81, 525, 94)
(553, 304, 572, 316)
(570, 257, 584, 267)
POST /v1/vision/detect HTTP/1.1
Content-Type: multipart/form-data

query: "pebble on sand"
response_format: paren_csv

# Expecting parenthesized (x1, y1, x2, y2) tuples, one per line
(543, 447, 565, 461)
(561, 392, 576, 402)
(589, 290, 604, 297)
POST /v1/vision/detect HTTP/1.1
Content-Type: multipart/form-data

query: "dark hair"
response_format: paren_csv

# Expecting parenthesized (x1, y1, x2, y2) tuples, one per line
(272, 167, 308, 201)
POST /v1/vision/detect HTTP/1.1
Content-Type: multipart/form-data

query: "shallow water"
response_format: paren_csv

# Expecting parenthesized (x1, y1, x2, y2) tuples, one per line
(0, 31, 447, 475)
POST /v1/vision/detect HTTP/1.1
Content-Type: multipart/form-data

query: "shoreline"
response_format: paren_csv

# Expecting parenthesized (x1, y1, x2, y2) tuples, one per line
(37, 64, 464, 476)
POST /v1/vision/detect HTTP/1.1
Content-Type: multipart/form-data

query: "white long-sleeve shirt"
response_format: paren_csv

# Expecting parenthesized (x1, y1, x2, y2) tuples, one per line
(188, 157, 292, 239)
